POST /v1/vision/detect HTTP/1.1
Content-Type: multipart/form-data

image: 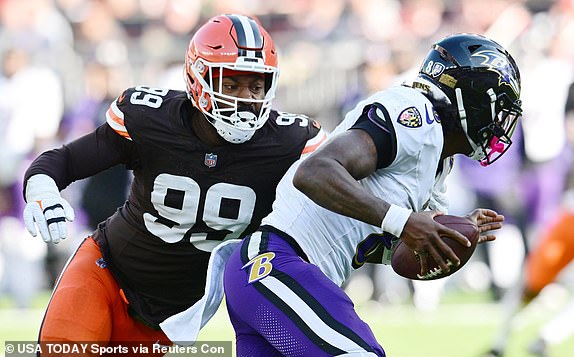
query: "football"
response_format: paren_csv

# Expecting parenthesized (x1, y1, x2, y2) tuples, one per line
(391, 215, 479, 280)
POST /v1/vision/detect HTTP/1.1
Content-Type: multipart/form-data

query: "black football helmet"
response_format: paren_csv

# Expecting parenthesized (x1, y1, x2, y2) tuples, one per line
(415, 33, 522, 166)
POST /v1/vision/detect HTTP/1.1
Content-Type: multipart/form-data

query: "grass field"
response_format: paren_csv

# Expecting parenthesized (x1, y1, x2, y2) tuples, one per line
(1, 289, 573, 357)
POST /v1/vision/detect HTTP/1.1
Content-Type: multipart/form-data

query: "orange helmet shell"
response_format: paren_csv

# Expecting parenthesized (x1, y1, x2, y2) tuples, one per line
(185, 14, 278, 112)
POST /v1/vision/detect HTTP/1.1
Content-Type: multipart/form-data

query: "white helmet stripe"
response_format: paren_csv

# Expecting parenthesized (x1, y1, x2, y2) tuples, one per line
(228, 14, 262, 49)
(238, 15, 257, 47)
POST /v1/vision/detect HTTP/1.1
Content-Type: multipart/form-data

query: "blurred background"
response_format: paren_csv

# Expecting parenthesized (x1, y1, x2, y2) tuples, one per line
(1, 0, 574, 356)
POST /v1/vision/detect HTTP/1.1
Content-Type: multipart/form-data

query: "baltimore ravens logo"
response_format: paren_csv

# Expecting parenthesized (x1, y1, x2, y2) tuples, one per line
(471, 50, 520, 96)
(243, 252, 275, 284)
(397, 107, 422, 128)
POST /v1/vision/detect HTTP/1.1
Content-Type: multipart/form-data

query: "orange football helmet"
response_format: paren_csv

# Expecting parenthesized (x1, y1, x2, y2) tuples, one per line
(185, 14, 279, 143)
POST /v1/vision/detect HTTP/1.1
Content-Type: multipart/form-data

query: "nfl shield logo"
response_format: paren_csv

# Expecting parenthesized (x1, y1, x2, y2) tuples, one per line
(204, 153, 217, 168)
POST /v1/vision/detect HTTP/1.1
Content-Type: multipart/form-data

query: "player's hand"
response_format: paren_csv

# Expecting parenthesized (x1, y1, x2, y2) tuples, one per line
(400, 210, 469, 276)
(465, 208, 504, 244)
(23, 174, 75, 244)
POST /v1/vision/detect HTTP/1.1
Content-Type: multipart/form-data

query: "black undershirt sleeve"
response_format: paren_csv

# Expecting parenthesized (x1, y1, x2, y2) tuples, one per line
(350, 103, 397, 169)
(23, 123, 137, 194)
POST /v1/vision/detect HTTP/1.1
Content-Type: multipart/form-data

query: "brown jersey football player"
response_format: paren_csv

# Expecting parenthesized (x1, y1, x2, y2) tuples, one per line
(23, 14, 326, 354)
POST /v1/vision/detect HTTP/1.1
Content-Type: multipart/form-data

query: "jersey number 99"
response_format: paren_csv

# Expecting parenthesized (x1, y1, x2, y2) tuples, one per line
(143, 173, 256, 252)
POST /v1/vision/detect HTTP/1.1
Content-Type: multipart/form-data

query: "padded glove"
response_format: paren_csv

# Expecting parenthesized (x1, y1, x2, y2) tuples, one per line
(23, 174, 75, 244)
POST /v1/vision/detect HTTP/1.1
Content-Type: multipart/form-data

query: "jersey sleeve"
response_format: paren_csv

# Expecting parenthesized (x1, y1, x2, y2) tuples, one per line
(300, 120, 328, 159)
(23, 123, 137, 193)
(351, 103, 397, 169)
(106, 89, 132, 140)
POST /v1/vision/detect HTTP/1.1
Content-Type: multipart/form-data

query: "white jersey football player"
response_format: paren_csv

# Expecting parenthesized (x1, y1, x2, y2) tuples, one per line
(265, 86, 453, 286)
(224, 33, 523, 356)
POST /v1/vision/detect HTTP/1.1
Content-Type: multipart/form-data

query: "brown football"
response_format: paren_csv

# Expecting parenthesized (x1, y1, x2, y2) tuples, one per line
(391, 215, 479, 280)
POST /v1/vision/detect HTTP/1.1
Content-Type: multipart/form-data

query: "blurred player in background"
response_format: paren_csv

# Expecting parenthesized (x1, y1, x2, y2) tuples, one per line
(21, 13, 325, 352)
(482, 81, 574, 357)
(223, 33, 522, 356)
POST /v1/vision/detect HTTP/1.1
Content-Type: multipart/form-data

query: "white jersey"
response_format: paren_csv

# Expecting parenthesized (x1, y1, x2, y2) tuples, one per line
(262, 86, 453, 286)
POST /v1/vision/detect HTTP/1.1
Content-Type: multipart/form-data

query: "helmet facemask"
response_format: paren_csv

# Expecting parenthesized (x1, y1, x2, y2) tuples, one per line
(457, 88, 522, 166)
(189, 58, 279, 144)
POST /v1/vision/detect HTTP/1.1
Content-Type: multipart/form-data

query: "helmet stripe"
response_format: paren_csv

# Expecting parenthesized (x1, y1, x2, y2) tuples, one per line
(246, 17, 263, 47)
(246, 17, 264, 58)
(228, 15, 263, 49)
(228, 15, 264, 59)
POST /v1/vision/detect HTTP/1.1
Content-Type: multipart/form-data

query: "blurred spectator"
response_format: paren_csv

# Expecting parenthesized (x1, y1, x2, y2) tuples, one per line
(481, 72, 574, 357)
(60, 61, 132, 231)
(0, 46, 64, 308)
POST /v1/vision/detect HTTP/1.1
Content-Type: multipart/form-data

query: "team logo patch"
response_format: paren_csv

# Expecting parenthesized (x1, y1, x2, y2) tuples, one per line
(243, 252, 275, 284)
(471, 49, 520, 95)
(422, 60, 445, 78)
(430, 62, 445, 77)
(397, 107, 422, 128)
(204, 153, 217, 168)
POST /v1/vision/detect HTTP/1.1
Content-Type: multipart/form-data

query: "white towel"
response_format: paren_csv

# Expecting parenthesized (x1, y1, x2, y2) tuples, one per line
(159, 239, 242, 345)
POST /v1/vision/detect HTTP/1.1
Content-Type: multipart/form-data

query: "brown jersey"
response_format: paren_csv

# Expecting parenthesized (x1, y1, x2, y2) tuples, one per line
(25, 85, 325, 326)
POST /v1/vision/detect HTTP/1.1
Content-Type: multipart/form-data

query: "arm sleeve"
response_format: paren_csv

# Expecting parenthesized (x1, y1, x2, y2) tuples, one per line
(23, 123, 138, 194)
(350, 103, 397, 169)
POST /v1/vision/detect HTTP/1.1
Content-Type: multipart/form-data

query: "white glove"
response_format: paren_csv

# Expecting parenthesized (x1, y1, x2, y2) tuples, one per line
(23, 174, 75, 244)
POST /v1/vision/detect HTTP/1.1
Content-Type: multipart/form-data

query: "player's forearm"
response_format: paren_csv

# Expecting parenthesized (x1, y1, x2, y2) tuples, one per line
(23, 124, 131, 194)
(293, 157, 389, 227)
(24, 146, 79, 193)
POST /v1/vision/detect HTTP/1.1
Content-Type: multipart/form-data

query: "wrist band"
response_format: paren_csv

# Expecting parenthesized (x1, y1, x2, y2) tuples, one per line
(381, 204, 412, 238)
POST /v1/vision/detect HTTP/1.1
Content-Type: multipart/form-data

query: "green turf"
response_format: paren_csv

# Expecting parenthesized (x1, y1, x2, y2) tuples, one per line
(1, 291, 573, 357)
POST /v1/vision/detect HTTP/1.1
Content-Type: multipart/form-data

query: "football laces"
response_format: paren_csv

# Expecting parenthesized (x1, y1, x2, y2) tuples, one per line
(417, 259, 454, 280)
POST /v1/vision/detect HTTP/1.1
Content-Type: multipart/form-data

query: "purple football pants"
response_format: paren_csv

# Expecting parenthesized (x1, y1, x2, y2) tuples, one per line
(223, 228, 386, 357)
